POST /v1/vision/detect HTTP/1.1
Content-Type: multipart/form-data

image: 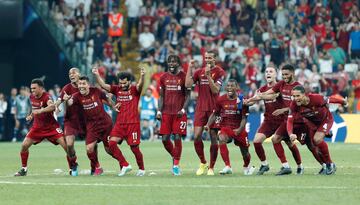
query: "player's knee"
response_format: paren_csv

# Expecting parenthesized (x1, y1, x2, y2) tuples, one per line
(218, 135, 227, 144)
(86, 145, 95, 153)
(254, 134, 265, 143)
(271, 135, 280, 143)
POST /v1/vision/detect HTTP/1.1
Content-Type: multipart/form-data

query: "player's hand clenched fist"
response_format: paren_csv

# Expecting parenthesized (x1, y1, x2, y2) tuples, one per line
(139, 65, 146, 76)
(156, 111, 162, 121)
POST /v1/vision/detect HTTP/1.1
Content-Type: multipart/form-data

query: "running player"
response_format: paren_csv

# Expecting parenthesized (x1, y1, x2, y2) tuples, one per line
(246, 64, 303, 175)
(14, 78, 69, 176)
(288, 85, 347, 175)
(157, 55, 191, 175)
(185, 51, 226, 175)
(93, 67, 146, 177)
(63, 76, 114, 176)
(55, 67, 84, 176)
(205, 79, 255, 175)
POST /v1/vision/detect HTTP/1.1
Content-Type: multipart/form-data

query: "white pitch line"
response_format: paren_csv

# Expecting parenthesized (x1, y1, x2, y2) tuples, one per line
(0, 181, 358, 190)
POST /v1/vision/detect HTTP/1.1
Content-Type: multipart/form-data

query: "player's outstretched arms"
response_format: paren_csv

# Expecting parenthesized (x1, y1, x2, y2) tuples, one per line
(92, 67, 111, 92)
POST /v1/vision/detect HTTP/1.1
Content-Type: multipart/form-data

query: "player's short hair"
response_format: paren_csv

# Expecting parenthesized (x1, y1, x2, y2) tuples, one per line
(79, 76, 90, 82)
(31, 78, 44, 87)
(205, 50, 217, 58)
(227, 79, 238, 86)
(266, 63, 277, 71)
(292, 85, 305, 94)
(281, 64, 295, 72)
(167, 54, 181, 66)
(117, 72, 134, 82)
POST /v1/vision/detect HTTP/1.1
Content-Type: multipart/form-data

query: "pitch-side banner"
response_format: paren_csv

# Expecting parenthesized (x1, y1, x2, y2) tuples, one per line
(245, 113, 360, 143)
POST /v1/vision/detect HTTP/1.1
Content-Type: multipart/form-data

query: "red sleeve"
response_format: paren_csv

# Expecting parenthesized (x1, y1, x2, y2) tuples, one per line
(72, 93, 79, 106)
(214, 97, 222, 114)
(159, 75, 165, 90)
(258, 85, 267, 93)
(328, 96, 344, 105)
(272, 81, 283, 93)
(311, 94, 327, 106)
(96, 88, 107, 101)
(132, 85, 141, 96)
(287, 102, 297, 135)
(110, 85, 118, 95)
(59, 85, 67, 99)
(193, 69, 200, 83)
(214, 68, 226, 87)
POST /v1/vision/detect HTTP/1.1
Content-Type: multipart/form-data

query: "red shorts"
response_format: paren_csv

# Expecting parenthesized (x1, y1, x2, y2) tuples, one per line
(86, 123, 112, 146)
(292, 124, 314, 145)
(110, 123, 141, 146)
(219, 127, 249, 148)
(194, 111, 220, 129)
(26, 127, 64, 145)
(159, 114, 187, 135)
(64, 119, 86, 137)
(316, 118, 333, 134)
(257, 120, 282, 138)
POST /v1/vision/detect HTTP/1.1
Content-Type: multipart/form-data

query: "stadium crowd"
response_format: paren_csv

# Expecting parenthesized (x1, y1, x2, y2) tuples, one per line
(1, 0, 360, 143)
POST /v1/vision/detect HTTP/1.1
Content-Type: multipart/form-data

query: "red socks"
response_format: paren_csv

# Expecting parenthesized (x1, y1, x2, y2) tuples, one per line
(87, 151, 100, 170)
(316, 141, 332, 164)
(20, 151, 29, 167)
(162, 140, 174, 157)
(66, 156, 77, 169)
(209, 144, 218, 169)
(273, 143, 287, 163)
(219, 144, 231, 167)
(173, 139, 182, 166)
(194, 139, 206, 164)
(289, 144, 302, 165)
(243, 152, 251, 168)
(131, 146, 144, 170)
(254, 142, 266, 161)
(109, 141, 129, 167)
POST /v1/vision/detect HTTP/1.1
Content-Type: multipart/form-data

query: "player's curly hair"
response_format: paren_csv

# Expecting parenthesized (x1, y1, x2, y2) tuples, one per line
(167, 54, 181, 66)
(117, 72, 134, 82)
(281, 64, 295, 72)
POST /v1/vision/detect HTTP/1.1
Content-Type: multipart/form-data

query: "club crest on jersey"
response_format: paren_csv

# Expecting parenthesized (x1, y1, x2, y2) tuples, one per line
(129, 95, 133, 100)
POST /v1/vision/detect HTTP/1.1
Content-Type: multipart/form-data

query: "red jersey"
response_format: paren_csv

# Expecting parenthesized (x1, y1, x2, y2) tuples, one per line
(352, 80, 360, 99)
(30, 92, 59, 130)
(60, 83, 82, 121)
(193, 66, 226, 112)
(159, 71, 187, 115)
(289, 94, 330, 126)
(259, 84, 286, 121)
(140, 15, 156, 32)
(72, 87, 112, 127)
(110, 85, 140, 124)
(215, 94, 248, 129)
(272, 80, 301, 107)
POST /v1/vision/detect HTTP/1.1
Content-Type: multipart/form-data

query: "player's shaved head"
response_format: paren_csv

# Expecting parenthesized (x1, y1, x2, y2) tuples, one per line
(292, 85, 306, 94)
(69, 67, 80, 73)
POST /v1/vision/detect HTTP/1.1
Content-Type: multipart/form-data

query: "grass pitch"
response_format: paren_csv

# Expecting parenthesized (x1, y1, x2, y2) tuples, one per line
(0, 141, 359, 205)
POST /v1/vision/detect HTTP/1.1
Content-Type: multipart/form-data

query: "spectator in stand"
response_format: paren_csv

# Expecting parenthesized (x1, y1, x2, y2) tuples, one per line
(318, 50, 333, 74)
(308, 64, 322, 93)
(139, 88, 158, 141)
(166, 22, 180, 49)
(243, 58, 259, 87)
(217, 1, 231, 31)
(352, 71, 360, 113)
(154, 40, 174, 67)
(269, 32, 285, 66)
(243, 40, 261, 60)
(237, 1, 253, 33)
(125, 0, 143, 39)
(0, 93, 7, 140)
(7, 88, 17, 142)
(90, 26, 107, 62)
(349, 24, 360, 60)
(74, 18, 86, 53)
(139, 7, 157, 33)
(295, 61, 313, 85)
(180, 9, 193, 37)
(139, 26, 155, 60)
(336, 23, 350, 52)
(273, 2, 289, 29)
(335, 64, 350, 97)
(12, 87, 31, 142)
(108, 7, 124, 57)
(103, 36, 114, 59)
(328, 41, 347, 69)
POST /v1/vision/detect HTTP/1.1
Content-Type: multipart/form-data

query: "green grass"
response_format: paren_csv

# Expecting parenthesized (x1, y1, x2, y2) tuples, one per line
(0, 141, 359, 205)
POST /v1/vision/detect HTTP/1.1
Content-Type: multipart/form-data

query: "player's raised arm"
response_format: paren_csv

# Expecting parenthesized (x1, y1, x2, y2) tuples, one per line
(205, 64, 221, 94)
(185, 59, 195, 88)
(92, 67, 111, 92)
(136, 65, 146, 92)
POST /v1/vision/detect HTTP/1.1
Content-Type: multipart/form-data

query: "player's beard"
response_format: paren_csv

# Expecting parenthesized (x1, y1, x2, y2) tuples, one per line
(169, 66, 177, 74)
